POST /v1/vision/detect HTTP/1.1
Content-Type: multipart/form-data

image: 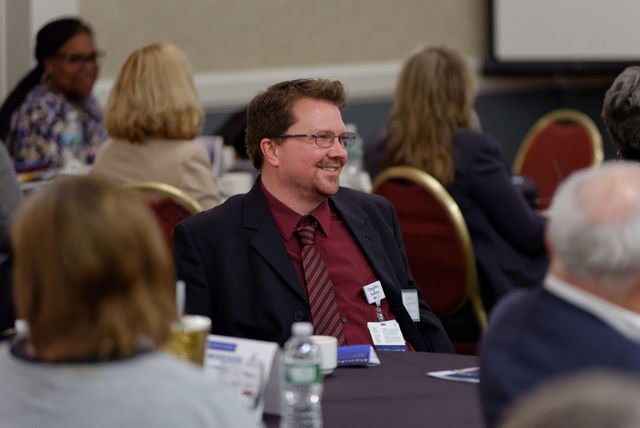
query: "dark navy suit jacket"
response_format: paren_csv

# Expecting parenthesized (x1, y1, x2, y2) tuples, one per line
(450, 130, 548, 309)
(173, 180, 453, 352)
(479, 287, 640, 427)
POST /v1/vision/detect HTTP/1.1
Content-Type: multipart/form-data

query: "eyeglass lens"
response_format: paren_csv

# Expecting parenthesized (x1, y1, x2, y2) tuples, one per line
(315, 132, 356, 148)
(57, 52, 103, 65)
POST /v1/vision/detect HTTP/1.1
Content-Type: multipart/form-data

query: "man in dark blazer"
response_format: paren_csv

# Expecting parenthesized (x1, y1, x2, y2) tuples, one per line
(480, 162, 640, 427)
(174, 78, 452, 352)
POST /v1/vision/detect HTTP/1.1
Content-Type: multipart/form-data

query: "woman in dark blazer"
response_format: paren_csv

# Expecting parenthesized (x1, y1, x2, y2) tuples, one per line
(383, 45, 547, 310)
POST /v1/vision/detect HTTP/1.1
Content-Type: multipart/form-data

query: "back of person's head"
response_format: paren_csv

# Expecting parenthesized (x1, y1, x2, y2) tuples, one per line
(0, 17, 93, 141)
(602, 66, 640, 161)
(393, 45, 476, 129)
(501, 371, 640, 428)
(548, 161, 640, 294)
(104, 42, 203, 143)
(384, 45, 476, 186)
(245, 78, 346, 170)
(11, 176, 175, 361)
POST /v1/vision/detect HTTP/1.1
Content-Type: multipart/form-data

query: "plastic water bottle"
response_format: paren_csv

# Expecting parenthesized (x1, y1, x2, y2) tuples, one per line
(280, 322, 323, 428)
(345, 123, 363, 176)
(61, 110, 84, 168)
(341, 123, 371, 192)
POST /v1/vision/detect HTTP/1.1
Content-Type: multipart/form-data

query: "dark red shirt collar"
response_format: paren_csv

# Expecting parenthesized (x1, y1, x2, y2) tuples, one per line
(260, 180, 331, 241)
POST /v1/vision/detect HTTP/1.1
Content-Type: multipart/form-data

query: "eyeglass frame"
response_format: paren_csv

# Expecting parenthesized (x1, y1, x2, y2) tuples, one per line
(272, 131, 356, 149)
(53, 50, 105, 66)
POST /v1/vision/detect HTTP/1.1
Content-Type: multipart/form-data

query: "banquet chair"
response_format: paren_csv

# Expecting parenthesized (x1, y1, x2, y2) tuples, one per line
(373, 166, 487, 354)
(125, 181, 202, 248)
(513, 108, 603, 209)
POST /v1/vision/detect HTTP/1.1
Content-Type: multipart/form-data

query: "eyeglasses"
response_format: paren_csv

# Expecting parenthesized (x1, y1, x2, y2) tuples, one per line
(273, 131, 357, 149)
(54, 50, 105, 66)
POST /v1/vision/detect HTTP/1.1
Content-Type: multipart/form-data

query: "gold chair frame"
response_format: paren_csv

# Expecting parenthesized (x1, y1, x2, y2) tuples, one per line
(513, 108, 604, 176)
(373, 166, 487, 332)
(124, 181, 203, 214)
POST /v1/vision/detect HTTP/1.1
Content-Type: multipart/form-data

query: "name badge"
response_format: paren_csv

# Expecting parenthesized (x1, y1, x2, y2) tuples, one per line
(367, 320, 407, 352)
(401, 289, 420, 322)
(363, 281, 385, 304)
(363, 281, 386, 321)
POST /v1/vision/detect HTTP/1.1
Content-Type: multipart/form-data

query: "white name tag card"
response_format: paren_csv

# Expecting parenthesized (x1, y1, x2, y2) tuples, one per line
(401, 289, 421, 322)
(367, 320, 407, 352)
(363, 280, 386, 304)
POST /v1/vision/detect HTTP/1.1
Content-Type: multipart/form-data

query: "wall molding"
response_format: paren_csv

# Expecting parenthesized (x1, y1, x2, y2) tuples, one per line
(94, 60, 403, 111)
(93, 58, 613, 112)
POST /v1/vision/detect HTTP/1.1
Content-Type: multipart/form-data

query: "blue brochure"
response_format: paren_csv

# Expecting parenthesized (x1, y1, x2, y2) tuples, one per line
(337, 345, 381, 367)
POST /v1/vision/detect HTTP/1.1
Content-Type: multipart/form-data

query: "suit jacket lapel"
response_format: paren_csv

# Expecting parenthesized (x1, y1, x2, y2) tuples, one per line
(331, 190, 400, 290)
(242, 181, 306, 300)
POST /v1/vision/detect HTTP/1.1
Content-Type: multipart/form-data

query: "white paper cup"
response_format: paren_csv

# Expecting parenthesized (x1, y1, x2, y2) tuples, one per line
(311, 335, 338, 375)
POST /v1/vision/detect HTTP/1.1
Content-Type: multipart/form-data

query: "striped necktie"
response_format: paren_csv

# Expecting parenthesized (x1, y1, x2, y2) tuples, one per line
(295, 215, 346, 345)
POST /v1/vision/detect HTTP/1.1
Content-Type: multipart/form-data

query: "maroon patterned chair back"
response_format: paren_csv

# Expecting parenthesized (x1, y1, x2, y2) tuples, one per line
(513, 109, 603, 209)
(148, 197, 194, 247)
(373, 166, 487, 354)
(125, 182, 202, 248)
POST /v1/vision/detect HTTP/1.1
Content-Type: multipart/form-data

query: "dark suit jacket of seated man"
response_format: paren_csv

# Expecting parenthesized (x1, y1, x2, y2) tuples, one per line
(173, 78, 453, 352)
(479, 162, 640, 427)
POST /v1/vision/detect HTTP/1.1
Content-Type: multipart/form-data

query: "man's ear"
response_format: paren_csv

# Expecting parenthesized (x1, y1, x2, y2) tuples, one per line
(260, 138, 280, 167)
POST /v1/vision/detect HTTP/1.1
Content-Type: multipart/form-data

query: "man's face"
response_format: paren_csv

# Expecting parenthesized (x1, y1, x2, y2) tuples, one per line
(270, 97, 348, 207)
(44, 32, 100, 101)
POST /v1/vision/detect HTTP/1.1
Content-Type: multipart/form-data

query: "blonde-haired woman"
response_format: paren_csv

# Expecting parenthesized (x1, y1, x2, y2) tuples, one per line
(91, 42, 220, 208)
(383, 45, 547, 310)
(0, 176, 254, 426)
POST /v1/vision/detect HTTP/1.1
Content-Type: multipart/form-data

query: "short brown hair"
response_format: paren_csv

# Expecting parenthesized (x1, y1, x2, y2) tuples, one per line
(104, 42, 203, 143)
(245, 78, 347, 170)
(11, 176, 176, 361)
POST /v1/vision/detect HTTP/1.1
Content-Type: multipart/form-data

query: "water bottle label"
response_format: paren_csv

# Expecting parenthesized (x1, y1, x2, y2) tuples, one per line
(62, 111, 84, 150)
(62, 134, 82, 148)
(284, 363, 321, 384)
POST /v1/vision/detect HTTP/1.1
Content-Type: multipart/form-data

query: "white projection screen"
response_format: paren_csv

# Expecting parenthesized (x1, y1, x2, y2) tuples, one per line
(487, 0, 640, 73)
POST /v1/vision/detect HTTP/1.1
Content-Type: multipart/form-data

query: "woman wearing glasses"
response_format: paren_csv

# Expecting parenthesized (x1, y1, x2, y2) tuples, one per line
(0, 17, 106, 170)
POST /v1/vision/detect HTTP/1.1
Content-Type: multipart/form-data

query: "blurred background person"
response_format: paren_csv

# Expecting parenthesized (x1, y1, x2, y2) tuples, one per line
(382, 45, 547, 310)
(0, 143, 21, 338)
(0, 17, 106, 170)
(500, 371, 640, 428)
(0, 143, 21, 259)
(213, 107, 257, 179)
(91, 42, 220, 209)
(602, 65, 640, 161)
(480, 162, 640, 427)
(1, 175, 254, 427)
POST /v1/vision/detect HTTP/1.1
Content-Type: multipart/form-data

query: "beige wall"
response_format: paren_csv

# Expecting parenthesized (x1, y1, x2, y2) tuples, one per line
(80, 0, 486, 78)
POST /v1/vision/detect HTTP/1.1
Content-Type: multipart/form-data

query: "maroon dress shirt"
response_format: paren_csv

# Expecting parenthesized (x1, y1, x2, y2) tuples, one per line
(261, 183, 399, 347)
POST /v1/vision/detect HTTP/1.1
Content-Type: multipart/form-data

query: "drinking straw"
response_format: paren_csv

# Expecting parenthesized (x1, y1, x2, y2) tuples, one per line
(176, 280, 186, 319)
